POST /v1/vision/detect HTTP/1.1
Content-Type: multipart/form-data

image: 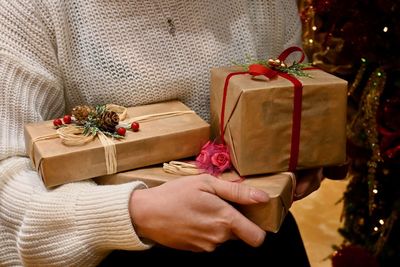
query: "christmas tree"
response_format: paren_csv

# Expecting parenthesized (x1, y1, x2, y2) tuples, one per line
(299, 1, 400, 266)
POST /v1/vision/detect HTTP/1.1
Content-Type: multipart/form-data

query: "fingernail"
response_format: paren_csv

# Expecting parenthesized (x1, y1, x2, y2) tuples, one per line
(250, 190, 269, 203)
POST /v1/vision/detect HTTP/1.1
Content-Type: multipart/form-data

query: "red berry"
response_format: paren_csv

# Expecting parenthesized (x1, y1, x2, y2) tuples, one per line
(131, 121, 140, 132)
(117, 127, 126, 136)
(53, 118, 63, 127)
(63, 115, 72, 124)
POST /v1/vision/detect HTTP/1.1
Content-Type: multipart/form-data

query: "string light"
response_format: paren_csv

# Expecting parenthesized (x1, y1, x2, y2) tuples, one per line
(383, 26, 388, 32)
(312, 25, 317, 31)
(379, 219, 384, 225)
(347, 68, 387, 214)
(348, 59, 367, 96)
(374, 227, 379, 232)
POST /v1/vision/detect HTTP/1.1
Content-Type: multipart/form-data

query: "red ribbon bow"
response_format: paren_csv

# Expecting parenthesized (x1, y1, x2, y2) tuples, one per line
(220, 46, 308, 172)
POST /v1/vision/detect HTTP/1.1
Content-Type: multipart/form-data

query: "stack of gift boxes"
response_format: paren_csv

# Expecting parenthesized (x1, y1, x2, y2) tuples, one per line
(25, 56, 347, 233)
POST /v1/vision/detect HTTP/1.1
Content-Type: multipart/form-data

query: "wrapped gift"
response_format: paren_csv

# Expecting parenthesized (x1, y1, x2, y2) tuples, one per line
(95, 166, 295, 233)
(25, 100, 210, 187)
(210, 66, 348, 176)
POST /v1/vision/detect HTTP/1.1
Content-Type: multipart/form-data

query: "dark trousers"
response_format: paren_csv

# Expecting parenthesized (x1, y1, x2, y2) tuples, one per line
(99, 212, 310, 266)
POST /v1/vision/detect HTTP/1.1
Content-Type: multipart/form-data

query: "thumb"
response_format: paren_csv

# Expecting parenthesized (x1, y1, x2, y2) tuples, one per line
(209, 178, 270, 205)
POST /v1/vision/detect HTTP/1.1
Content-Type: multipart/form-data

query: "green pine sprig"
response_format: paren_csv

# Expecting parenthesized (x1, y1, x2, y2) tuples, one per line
(232, 56, 313, 78)
(275, 61, 312, 77)
(82, 114, 101, 137)
(103, 131, 125, 139)
(95, 104, 107, 117)
(80, 104, 124, 138)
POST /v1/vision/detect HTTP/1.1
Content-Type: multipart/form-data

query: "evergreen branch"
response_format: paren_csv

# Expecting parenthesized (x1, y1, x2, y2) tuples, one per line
(276, 61, 312, 77)
(233, 56, 312, 77)
(95, 104, 107, 116)
(103, 131, 125, 139)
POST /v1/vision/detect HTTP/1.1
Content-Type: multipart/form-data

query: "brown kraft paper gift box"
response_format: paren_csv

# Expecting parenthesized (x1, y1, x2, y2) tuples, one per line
(210, 67, 348, 176)
(25, 100, 210, 188)
(95, 167, 295, 233)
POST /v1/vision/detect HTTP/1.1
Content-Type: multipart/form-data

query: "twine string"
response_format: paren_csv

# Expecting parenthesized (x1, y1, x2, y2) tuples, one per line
(163, 161, 204, 175)
(30, 107, 194, 175)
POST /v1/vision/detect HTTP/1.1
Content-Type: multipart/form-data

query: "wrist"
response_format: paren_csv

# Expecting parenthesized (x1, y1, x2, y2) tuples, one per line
(129, 189, 148, 238)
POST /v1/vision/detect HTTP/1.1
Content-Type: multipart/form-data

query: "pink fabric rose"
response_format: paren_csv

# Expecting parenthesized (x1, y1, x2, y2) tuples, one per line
(196, 150, 211, 166)
(195, 140, 231, 176)
(200, 141, 212, 150)
(211, 152, 230, 173)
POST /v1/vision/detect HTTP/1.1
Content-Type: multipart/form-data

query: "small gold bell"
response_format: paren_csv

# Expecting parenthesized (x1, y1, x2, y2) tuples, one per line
(268, 58, 286, 68)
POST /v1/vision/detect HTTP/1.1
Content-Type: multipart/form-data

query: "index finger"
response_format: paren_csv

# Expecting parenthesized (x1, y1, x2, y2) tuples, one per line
(209, 178, 270, 205)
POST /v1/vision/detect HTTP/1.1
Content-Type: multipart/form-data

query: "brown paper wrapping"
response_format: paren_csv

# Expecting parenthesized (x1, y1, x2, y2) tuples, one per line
(95, 167, 295, 233)
(25, 101, 210, 188)
(210, 67, 348, 176)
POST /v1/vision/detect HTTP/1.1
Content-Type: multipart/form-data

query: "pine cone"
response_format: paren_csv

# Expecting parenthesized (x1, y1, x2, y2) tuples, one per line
(72, 105, 94, 125)
(99, 111, 119, 132)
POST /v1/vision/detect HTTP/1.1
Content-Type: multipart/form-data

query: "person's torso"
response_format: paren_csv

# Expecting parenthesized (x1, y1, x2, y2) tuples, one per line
(51, 0, 292, 121)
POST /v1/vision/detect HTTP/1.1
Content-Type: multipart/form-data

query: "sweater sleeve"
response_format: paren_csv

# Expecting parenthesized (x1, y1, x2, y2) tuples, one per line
(1, 157, 151, 267)
(0, 2, 151, 266)
(0, 0, 64, 160)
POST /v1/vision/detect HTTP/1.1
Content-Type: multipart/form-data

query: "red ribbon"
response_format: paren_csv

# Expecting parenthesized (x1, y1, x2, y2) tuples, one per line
(220, 46, 306, 172)
(377, 100, 400, 160)
(379, 126, 400, 159)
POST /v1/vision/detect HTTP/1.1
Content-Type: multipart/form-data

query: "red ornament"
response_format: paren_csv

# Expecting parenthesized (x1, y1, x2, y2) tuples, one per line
(63, 115, 72, 124)
(53, 118, 63, 127)
(117, 127, 126, 136)
(332, 245, 379, 267)
(131, 121, 140, 132)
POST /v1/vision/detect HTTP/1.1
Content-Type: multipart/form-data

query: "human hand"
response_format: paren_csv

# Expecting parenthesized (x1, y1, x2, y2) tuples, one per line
(129, 174, 269, 252)
(293, 168, 324, 201)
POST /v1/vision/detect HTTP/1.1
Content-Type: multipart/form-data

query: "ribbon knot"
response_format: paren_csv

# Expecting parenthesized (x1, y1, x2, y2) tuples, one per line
(247, 46, 306, 79)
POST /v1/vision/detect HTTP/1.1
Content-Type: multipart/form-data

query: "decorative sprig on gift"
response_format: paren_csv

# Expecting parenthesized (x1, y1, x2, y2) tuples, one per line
(232, 54, 312, 77)
(272, 60, 312, 77)
(53, 104, 140, 139)
(77, 104, 124, 138)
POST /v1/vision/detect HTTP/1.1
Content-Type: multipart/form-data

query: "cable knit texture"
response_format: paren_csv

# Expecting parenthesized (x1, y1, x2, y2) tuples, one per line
(0, 0, 302, 266)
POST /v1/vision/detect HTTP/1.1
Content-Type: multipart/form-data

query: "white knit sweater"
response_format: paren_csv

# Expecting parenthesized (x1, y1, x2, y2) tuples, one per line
(0, 0, 302, 266)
